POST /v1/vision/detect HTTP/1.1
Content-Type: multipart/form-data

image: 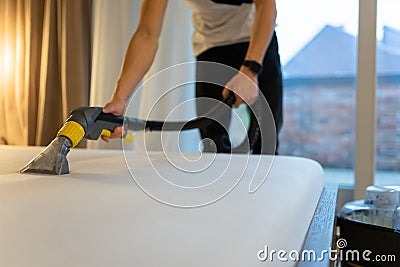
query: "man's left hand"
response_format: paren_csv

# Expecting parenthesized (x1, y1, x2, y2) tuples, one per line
(222, 66, 259, 108)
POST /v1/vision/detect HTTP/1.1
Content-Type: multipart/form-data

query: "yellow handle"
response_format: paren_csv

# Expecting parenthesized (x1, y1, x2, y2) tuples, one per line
(101, 129, 134, 143)
(123, 132, 134, 143)
(101, 129, 111, 137)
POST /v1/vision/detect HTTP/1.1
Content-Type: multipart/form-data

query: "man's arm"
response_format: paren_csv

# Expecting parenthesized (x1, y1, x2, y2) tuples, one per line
(244, 0, 277, 63)
(104, 0, 168, 116)
(223, 0, 277, 107)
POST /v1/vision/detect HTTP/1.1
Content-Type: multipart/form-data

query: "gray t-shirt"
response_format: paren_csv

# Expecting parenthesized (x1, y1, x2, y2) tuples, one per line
(184, 0, 254, 56)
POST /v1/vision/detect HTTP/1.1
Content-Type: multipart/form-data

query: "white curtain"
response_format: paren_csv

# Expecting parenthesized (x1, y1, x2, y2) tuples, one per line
(89, 0, 199, 152)
(88, 0, 139, 149)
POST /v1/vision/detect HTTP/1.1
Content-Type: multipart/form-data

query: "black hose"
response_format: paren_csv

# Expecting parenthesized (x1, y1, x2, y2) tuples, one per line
(124, 94, 261, 153)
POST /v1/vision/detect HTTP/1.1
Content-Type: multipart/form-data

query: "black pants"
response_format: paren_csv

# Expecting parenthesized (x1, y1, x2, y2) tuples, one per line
(196, 32, 283, 154)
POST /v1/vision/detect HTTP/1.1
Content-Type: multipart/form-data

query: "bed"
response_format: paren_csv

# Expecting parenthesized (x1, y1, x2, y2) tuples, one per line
(0, 145, 334, 266)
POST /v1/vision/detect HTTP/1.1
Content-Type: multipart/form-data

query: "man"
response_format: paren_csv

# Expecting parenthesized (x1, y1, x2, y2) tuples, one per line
(103, 0, 282, 154)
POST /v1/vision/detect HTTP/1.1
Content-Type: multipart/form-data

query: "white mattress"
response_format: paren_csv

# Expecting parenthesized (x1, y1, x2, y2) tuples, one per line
(0, 145, 324, 266)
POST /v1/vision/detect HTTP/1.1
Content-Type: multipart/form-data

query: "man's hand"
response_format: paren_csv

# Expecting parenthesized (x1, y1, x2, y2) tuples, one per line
(222, 66, 259, 108)
(101, 96, 125, 142)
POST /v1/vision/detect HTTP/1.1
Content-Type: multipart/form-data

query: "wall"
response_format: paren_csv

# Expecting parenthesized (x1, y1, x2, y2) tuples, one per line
(279, 78, 400, 171)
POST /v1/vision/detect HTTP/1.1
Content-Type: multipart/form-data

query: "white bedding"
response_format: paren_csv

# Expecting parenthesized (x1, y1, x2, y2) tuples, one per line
(0, 146, 324, 266)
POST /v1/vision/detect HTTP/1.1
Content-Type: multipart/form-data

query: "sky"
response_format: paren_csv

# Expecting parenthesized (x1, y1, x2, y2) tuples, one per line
(275, 0, 400, 65)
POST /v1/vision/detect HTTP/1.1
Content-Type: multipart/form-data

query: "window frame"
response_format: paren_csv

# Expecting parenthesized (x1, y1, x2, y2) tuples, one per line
(354, 0, 377, 199)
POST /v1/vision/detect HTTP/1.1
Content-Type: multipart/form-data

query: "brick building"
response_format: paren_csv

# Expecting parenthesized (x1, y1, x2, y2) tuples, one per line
(279, 25, 400, 171)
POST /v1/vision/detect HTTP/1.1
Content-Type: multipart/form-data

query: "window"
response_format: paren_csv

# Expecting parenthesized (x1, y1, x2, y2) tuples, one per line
(276, 0, 359, 185)
(375, 0, 400, 185)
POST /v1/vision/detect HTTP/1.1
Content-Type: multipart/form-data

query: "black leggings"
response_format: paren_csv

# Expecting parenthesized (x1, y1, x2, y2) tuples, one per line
(196, 32, 283, 154)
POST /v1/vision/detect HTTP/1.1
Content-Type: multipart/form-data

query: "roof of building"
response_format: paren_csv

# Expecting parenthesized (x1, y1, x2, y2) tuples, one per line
(283, 25, 400, 79)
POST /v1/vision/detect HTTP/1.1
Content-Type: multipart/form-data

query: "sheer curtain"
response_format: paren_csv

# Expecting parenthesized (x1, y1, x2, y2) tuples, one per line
(89, 0, 199, 152)
(0, 0, 91, 146)
(88, 0, 140, 149)
(135, 2, 198, 153)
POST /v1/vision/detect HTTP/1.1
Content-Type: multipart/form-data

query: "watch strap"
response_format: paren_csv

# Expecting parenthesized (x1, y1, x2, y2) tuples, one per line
(242, 60, 263, 75)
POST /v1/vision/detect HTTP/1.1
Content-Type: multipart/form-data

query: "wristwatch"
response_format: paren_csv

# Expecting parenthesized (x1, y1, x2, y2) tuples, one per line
(242, 60, 263, 75)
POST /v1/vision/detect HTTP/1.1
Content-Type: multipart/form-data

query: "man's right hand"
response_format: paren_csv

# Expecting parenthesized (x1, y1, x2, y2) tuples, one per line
(101, 97, 126, 142)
